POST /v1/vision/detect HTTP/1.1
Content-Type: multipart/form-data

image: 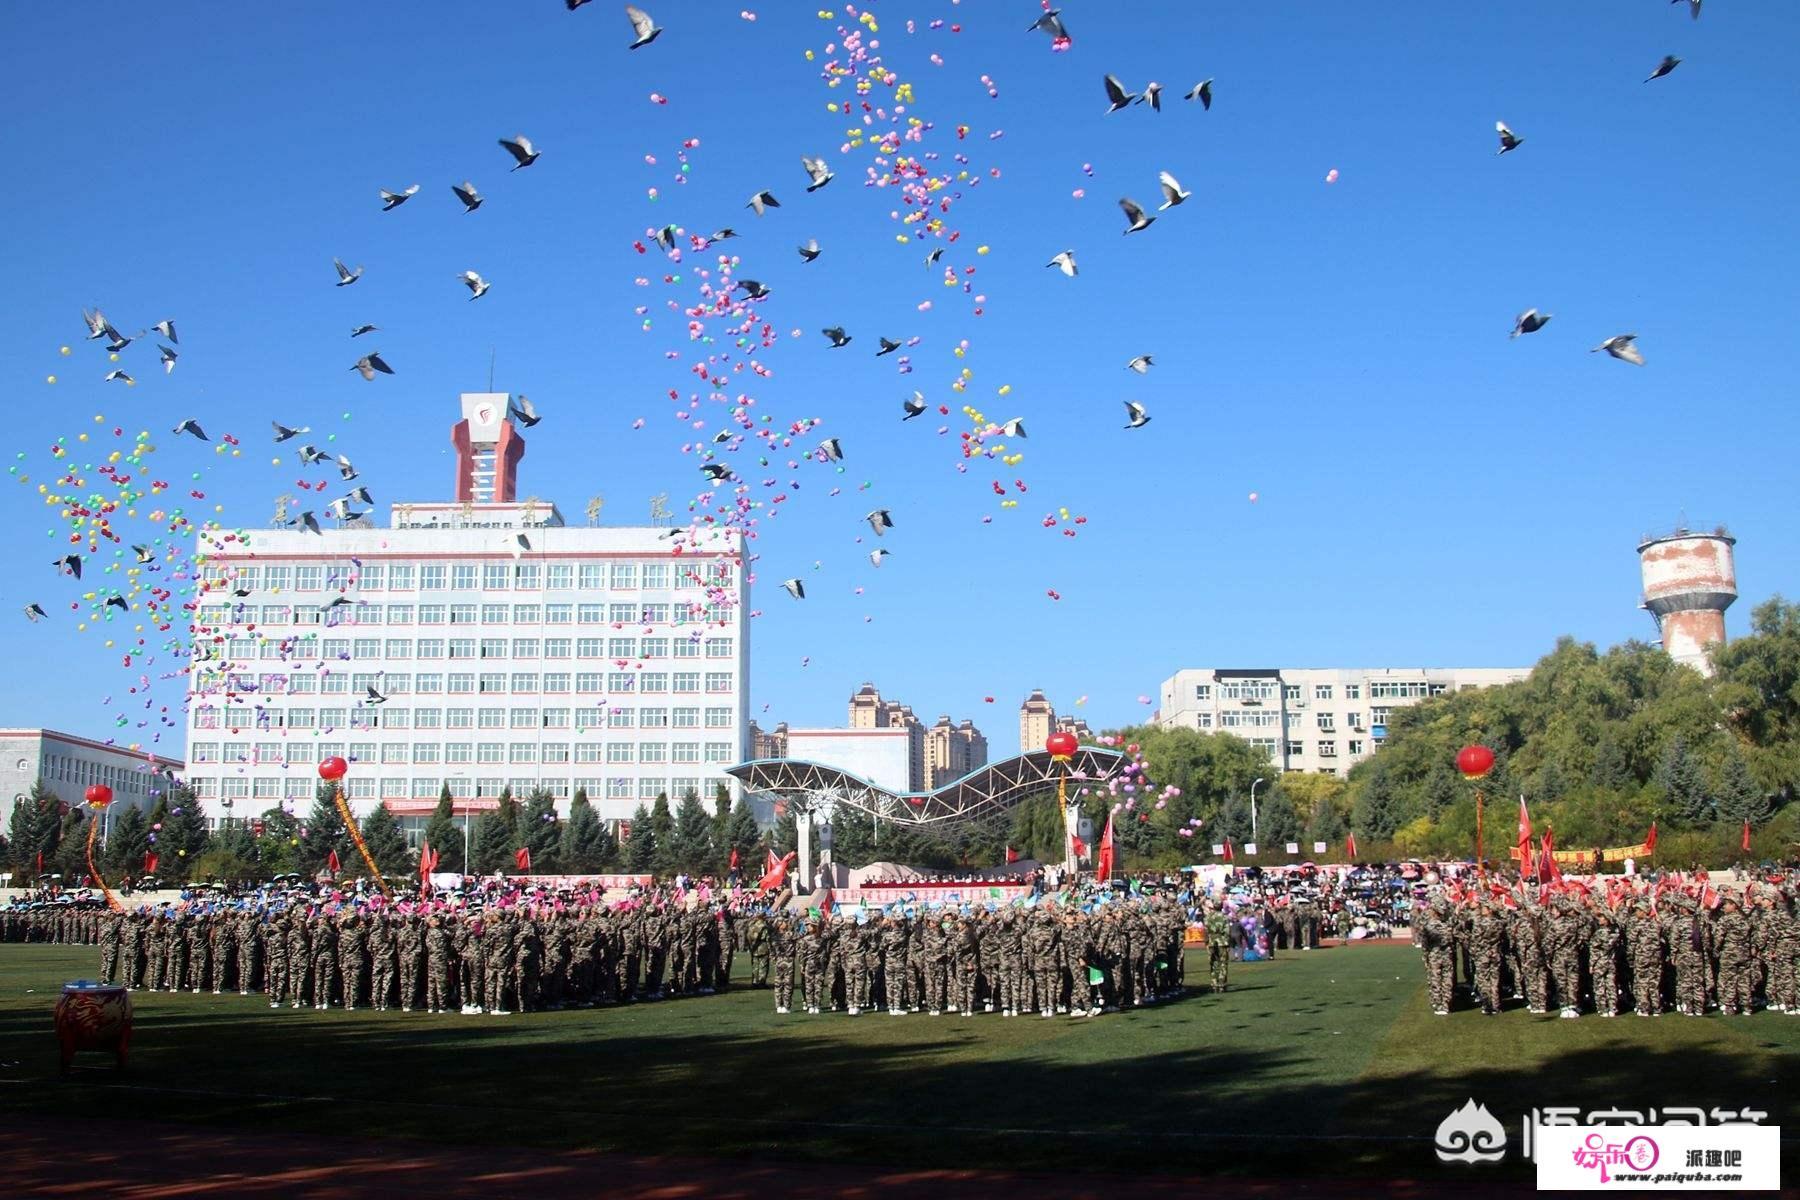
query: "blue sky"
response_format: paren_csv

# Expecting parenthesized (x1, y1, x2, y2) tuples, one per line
(2, 1, 1796, 756)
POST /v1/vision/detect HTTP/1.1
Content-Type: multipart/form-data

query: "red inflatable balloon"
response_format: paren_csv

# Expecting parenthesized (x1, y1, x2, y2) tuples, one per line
(1456, 744, 1495, 780)
(1045, 731, 1078, 760)
(317, 756, 349, 782)
(84, 784, 114, 810)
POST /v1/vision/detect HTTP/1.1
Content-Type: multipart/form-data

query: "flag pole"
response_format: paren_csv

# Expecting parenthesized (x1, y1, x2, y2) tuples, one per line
(1475, 788, 1484, 875)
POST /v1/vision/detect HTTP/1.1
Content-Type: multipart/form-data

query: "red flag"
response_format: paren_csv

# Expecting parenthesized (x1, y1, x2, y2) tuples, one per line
(1741, 819, 1752, 853)
(1645, 821, 1657, 854)
(757, 850, 795, 892)
(142, 851, 158, 874)
(420, 840, 434, 881)
(728, 846, 740, 871)
(1345, 833, 1357, 860)
(1516, 795, 1533, 875)
(1223, 837, 1235, 864)
(1004, 845, 1020, 864)
(327, 848, 341, 873)
(765, 848, 779, 875)
(1095, 813, 1116, 882)
(1536, 829, 1561, 886)
(514, 846, 532, 872)
(34, 850, 43, 876)
(818, 890, 834, 917)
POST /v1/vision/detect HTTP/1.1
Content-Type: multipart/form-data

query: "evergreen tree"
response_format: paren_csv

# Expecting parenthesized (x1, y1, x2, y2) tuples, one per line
(1591, 735, 1633, 791)
(1254, 787, 1303, 846)
(8, 781, 63, 876)
(254, 806, 302, 876)
(521, 790, 562, 873)
(670, 790, 713, 875)
(649, 793, 677, 875)
(472, 789, 522, 875)
(1655, 736, 1711, 824)
(1535, 758, 1570, 804)
(52, 809, 90, 879)
(710, 784, 732, 873)
(1351, 761, 1405, 839)
(358, 805, 413, 877)
(299, 784, 348, 875)
(827, 804, 875, 867)
(623, 802, 657, 874)
(212, 822, 259, 874)
(560, 790, 614, 873)
(725, 799, 761, 877)
(1421, 765, 1460, 817)
(159, 787, 211, 879)
(421, 787, 465, 874)
(104, 804, 150, 875)
(1714, 749, 1772, 827)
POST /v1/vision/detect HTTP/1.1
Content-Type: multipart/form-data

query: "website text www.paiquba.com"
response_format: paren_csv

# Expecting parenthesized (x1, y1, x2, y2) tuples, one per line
(1611, 1173, 1744, 1186)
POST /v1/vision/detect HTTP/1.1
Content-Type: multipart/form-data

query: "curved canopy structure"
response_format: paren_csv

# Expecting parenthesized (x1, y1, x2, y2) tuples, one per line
(726, 746, 1126, 831)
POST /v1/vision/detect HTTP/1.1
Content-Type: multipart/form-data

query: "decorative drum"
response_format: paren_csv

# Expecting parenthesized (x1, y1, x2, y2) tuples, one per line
(54, 981, 132, 1073)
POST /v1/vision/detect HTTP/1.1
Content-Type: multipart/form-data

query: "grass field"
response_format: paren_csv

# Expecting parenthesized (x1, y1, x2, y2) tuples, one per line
(4, 942, 1795, 1183)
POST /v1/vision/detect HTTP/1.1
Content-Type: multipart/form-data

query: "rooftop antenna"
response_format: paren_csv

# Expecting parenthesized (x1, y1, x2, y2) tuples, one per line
(487, 346, 496, 393)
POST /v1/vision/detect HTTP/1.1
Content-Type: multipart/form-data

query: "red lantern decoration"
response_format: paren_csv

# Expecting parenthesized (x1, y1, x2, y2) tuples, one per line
(1456, 744, 1495, 780)
(1045, 731, 1078, 761)
(84, 784, 115, 810)
(317, 756, 349, 782)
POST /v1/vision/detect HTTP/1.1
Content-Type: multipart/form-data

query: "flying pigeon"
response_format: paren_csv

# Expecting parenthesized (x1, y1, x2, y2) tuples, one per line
(82, 308, 110, 340)
(104, 370, 133, 385)
(707, 228, 738, 243)
(159, 345, 178, 374)
(736, 279, 770, 300)
(999, 418, 1028, 438)
(151, 318, 178, 344)
(1157, 170, 1190, 210)
(1496, 121, 1523, 154)
(711, 430, 734, 444)
(508, 395, 540, 427)
(821, 326, 852, 348)
(499, 134, 540, 169)
(459, 270, 491, 300)
(924, 248, 943, 267)
(53, 554, 81, 579)
(652, 224, 678, 253)
(379, 184, 420, 210)
(337, 454, 358, 481)
(298, 445, 329, 466)
(103, 328, 136, 353)
(1103, 74, 1138, 113)
(105, 596, 128, 613)
(351, 353, 394, 380)
(876, 337, 901, 356)
(813, 438, 844, 463)
(365, 685, 388, 705)
(797, 239, 821, 262)
(452, 181, 483, 212)
(1185, 79, 1213, 109)
(781, 579, 805, 600)
(866, 509, 894, 536)
(1028, 9, 1068, 40)
(512, 534, 532, 556)
(701, 464, 732, 482)
(1510, 309, 1552, 338)
(272, 421, 309, 443)
(1139, 81, 1164, 112)
(902, 392, 927, 420)
(342, 486, 374, 505)
(1592, 334, 1645, 366)
(350, 324, 378, 337)
(624, 4, 662, 48)
(172, 418, 208, 440)
(1118, 196, 1156, 234)
(1673, 0, 1700, 19)
(333, 258, 363, 287)
(132, 545, 153, 564)
(1123, 401, 1151, 429)
(326, 498, 365, 522)
(1125, 355, 1154, 374)
(23, 604, 47, 622)
(801, 155, 834, 191)
(1646, 55, 1681, 82)
(1047, 250, 1078, 277)
(746, 190, 781, 215)
(299, 511, 323, 535)
(568, 0, 592, 8)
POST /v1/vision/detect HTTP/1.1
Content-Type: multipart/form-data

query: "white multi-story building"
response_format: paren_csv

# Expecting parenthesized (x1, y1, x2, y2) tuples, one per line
(1156, 667, 1529, 775)
(0, 728, 182, 816)
(182, 395, 750, 836)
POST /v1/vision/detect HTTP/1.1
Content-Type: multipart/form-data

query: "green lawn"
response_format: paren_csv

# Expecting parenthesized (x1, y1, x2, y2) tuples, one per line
(4, 943, 1794, 1181)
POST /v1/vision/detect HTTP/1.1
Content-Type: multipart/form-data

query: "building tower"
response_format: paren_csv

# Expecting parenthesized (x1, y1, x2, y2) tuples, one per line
(1638, 527, 1737, 676)
(450, 393, 526, 503)
(1019, 689, 1055, 755)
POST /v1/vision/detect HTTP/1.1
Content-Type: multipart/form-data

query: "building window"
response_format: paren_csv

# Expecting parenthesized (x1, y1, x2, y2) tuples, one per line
(477, 742, 504, 764)
(547, 564, 574, 590)
(478, 673, 506, 694)
(1248, 738, 1278, 761)
(705, 742, 733, 763)
(705, 707, 732, 728)
(1316, 713, 1335, 731)
(1319, 741, 1337, 758)
(420, 565, 447, 590)
(1346, 711, 1362, 729)
(610, 564, 637, 590)
(1344, 684, 1361, 700)
(1283, 684, 1302, 702)
(514, 564, 541, 590)
(1347, 740, 1364, 756)
(1370, 681, 1428, 699)
(1193, 683, 1211, 701)
(672, 706, 699, 728)
(450, 604, 477, 625)
(607, 743, 634, 764)
(1195, 713, 1213, 729)
(1285, 740, 1304, 758)
(1221, 680, 1277, 702)
(542, 672, 570, 693)
(1428, 683, 1450, 696)
(389, 565, 416, 590)
(509, 743, 537, 764)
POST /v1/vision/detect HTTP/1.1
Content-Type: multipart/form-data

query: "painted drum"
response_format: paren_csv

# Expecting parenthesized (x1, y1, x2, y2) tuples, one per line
(54, 980, 132, 1073)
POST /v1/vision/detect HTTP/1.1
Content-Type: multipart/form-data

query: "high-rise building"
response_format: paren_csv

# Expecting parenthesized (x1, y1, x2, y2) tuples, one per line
(182, 395, 750, 839)
(748, 720, 788, 760)
(843, 684, 925, 790)
(1018, 688, 1056, 754)
(924, 715, 989, 788)
(1155, 667, 1528, 775)
(1638, 526, 1737, 676)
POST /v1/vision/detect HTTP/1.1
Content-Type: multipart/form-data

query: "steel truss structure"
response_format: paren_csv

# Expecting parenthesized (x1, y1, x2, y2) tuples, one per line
(726, 747, 1127, 833)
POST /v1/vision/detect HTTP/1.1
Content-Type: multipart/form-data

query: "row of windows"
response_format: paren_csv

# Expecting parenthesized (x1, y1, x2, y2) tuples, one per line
(1196, 681, 1376, 703)
(37, 754, 166, 794)
(1282, 740, 1366, 758)
(198, 635, 734, 661)
(190, 740, 738, 765)
(196, 601, 736, 629)
(191, 775, 721, 803)
(193, 705, 738, 731)
(200, 560, 735, 593)
(193, 671, 737, 697)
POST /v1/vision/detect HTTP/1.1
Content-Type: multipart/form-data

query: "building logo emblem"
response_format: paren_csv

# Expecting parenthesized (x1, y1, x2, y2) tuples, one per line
(1435, 1099, 1508, 1164)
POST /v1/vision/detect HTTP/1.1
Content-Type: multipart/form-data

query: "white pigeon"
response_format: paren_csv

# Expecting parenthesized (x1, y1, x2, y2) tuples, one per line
(818, 438, 844, 462)
(1046, 250, 1078, 277)
(870, 548, 891, 567)
(902, 392, 927, 420)
(452, 181, 483, 212)
(1123, 401, 1151, 429)
(1139, 81, 1164, 112)
(781, 579, 805, 600)
(151, 318, 178, 344)
(1119, 196, 1156, 234)
(172, 418, 207, 439)
(1157, 170, 1190, 210)
(801, 155, 834, 191)
(333, 258, 363, 286)
(380, 184, 420, 210)
(1185, 79, 1213, 109)
(865, 509, 894, 536)
(499, 135, 540, 170)
(337, 454, 359, 481)
(1496, 121, 1523, 155)
(1125, 355, 1154, 374)
(999, 418, 1028, 439)
(1592, 334, 1645, 366)
(509, 395, 541, 427)
(1510, 309, 1552, 338)
(459, 270, 491, 300)
(625, 4, 662, 48)
(350, 353, 393, 380)
(1028, 9, 1068, 40)
(159, 345, 178, 374)
(746, 190, 780, 215)
(104, 370, 133, 384)
(1103, 74, 1137, 113)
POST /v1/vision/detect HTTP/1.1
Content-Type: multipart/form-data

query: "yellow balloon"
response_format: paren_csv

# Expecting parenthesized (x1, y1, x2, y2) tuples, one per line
(59, 346, 71, 356)
(46, 375, 56, 384)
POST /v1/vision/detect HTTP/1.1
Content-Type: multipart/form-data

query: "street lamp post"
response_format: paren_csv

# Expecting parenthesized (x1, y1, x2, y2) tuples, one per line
(1250, 777, 1266, 842)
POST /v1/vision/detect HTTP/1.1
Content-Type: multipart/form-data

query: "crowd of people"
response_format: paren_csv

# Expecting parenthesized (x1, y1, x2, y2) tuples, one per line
(1413, 873, 1798, 1018)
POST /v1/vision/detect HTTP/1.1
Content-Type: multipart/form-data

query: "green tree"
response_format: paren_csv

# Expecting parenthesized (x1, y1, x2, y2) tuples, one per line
(724, 798, 762, 877)
(710, 784, 733, 873)
(8, 780, 64, 876)
(52, 808, 90, 879)
(648, 793, 677, 875)
(560, 790, 616, 873)
(669, 790, 713, 875)
(299, 785, 349, 875)
(254, 806, 302, 876)
(1655, 736, 1711, 825)
(1713, 596, 1800, 806)
(826, 803, 875, 867)
(103, 804, 150, 875)
(1714, 748, 1772, 827)
(210, 821, 260, 877)
(1254, 785, 1302, 846)
(521, 790, 562, 873)
(472, 788, 521, 875)
(156, 786, 210, 880)
(623, 802, 657, 874)
(1351, 761, 1405, 839)
(421, 787, 465, 874)
(358, 804, 413, 877)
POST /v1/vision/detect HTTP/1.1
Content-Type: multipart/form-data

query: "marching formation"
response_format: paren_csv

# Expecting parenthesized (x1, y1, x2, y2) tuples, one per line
(1415, 877, 1798, 1019)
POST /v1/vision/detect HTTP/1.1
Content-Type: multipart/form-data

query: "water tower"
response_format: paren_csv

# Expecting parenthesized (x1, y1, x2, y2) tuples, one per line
(1638, 527, 1737, 675)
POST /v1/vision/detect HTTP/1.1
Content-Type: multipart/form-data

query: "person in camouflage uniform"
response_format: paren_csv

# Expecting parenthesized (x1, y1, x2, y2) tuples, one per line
(1547, 897, 1589, 1017)
(952, 912, 981, 1016)
(98, 912, 121, 984)
(284, 910, 312, 1008)
(1626, 902, 1664, 1016)
(798, 915, 829, 1015)
(1588, 907, 1622, 1017)
(878, 910, 911, 1015)
(1712, 895, 1754, 1015)
(338, 913, 367, 1010)
(1417, 897, 1457, 1015)
(423, 914, 454, 1014)
(367, 912, 395, 1011)
(1026, 908, 1060, 1018)
(770, 915, 798, 1014)
(310, 913, 338, 1010)
(1203, 902, 1231, 994)
(744, 913, 771, 987)
(262, 913, 287, 1008)
(122, 912, 146, 988)
(1668, 896, 1709, 1015)
(1467, 899, 1507, 1014)
(1769, 893, 1800, 1014)
(1509, 901, 1550, 1013)
(1062, 908, 1096, 1016)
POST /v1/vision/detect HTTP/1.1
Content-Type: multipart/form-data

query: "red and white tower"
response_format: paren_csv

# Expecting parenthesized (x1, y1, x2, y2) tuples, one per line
(1638, 527, 1737, 676)
(450, 393, 526, 503)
